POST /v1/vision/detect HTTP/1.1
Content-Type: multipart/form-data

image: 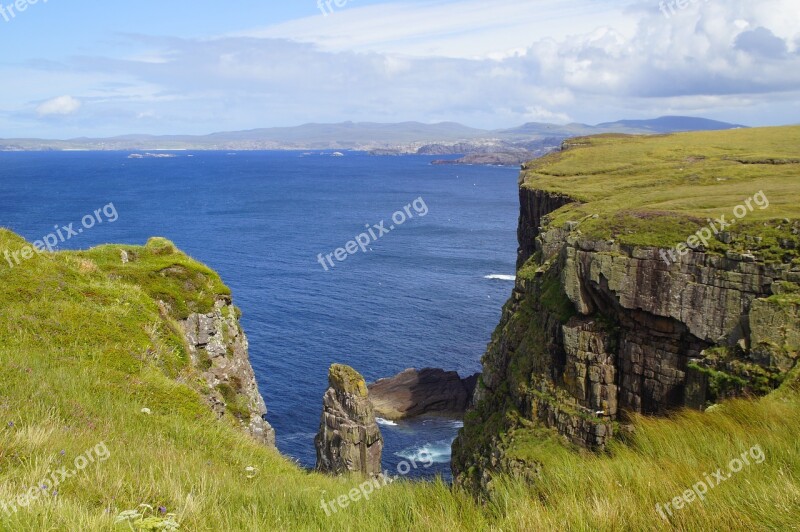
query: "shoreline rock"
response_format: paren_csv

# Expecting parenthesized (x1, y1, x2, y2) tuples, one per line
(368, 368, 480, 420)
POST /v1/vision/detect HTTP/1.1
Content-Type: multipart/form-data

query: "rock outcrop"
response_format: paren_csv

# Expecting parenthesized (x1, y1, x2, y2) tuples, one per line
(315, 364, 383, 476)
(453, 137, 800, 493)
(368, 368, 480, 419)
(180, 297, 275, 447)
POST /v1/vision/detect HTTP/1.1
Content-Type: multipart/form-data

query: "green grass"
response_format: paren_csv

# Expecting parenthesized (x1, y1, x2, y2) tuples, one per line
(523, 127, 800, 258)
(499, 388, 800, 530)
(1, 127, 799, 530)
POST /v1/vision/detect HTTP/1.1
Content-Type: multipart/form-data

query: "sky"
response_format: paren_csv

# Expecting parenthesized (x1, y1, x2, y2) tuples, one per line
(0, 0, 798, 137)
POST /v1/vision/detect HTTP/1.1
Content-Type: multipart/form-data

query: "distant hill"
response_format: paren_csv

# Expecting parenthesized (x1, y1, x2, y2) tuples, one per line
(495, 122, 599, 138)
(594, 116, 747, 133)
(203, 121, 488, 145)
(497, 116, 746, 138)
(0, 116, 748, 152)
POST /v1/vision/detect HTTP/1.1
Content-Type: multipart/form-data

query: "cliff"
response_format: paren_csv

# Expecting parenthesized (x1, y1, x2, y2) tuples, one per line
(134, 238, 276, 446)
(0, 234, 274, 449)
(181, 299, 275, 446)
(453, 127, 800, 492)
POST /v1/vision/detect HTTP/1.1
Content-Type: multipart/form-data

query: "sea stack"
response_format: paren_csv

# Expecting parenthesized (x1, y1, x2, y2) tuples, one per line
(315, 364, 383, 476)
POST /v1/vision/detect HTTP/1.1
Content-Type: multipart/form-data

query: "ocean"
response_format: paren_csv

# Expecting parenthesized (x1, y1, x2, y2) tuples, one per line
(0, 151, 520, 480)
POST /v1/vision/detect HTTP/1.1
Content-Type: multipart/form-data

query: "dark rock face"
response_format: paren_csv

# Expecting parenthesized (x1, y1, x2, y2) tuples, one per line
(368, 368, 480, 419)
(516, 187, 575, 269)
(315, 365, 383, 477)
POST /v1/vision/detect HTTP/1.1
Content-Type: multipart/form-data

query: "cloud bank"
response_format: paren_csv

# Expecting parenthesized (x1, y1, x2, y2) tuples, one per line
(3, 0, 799, 136)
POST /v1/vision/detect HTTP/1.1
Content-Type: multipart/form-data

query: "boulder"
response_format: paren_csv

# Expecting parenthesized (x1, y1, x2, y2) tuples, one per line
(315, 364, 383, 476)
(368, 368, 480, 420)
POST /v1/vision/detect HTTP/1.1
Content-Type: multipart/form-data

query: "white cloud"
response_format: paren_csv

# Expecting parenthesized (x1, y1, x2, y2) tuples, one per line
(36, 95, 82, 117)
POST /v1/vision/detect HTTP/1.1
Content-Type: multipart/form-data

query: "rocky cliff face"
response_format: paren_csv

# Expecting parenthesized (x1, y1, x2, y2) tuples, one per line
(316, 365, 384, 476)
(453, 158, 800, 493)
(180, 297, 276, 447)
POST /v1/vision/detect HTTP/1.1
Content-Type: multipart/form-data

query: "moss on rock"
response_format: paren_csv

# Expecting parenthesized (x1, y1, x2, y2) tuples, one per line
(329, 364, 369, 398)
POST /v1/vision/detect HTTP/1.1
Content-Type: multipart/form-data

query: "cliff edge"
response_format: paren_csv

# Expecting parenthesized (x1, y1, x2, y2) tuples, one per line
(453, 126, 800, 492)
(0, 233, 275, 448)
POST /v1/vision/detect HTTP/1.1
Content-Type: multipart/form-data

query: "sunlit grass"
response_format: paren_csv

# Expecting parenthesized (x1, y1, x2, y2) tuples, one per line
(523, 127, 800, 254)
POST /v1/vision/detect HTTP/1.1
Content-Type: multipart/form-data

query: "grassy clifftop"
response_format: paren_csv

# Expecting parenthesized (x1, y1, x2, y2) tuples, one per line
(522, 126, 800, 261)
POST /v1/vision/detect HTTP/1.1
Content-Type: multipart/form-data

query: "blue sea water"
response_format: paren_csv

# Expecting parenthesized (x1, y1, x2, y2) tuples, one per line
(0, 151, 520, 480)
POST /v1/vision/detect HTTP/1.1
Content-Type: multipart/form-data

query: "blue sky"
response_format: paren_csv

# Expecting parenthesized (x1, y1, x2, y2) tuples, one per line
(1, 0, 798, 137)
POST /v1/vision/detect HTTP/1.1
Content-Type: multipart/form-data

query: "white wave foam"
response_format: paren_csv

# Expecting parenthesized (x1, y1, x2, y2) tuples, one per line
(395, 440, 454, 464)
(280, 432, 317, 443)
(484, 274, 516, 281)
(376, 418, 398, 426)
